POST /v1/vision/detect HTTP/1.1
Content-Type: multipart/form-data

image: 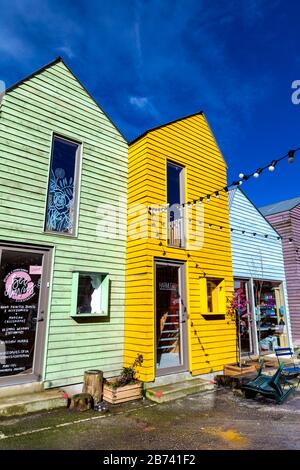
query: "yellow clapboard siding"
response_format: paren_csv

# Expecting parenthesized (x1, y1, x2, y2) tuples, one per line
(125, 114, 235, 381)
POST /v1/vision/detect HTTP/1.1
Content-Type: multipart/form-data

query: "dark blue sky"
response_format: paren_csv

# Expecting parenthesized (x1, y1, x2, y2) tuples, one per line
(0, 0, 299, 207)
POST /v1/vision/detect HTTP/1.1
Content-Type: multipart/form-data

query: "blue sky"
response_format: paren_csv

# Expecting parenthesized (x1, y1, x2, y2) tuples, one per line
(0, 0, 299, 207)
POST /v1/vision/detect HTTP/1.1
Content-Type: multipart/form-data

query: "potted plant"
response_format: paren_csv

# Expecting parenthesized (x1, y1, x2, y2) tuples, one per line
(103, 354, 143, 404)
(224, 289, 257, 376)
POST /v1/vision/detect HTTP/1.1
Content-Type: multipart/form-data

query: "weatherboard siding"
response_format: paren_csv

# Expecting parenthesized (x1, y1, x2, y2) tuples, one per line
(229, 189, 287, 280)
(265, 206, 300, 343)
(125, 114, 236, 382)
(229, 189, 292, 347)
(0, 60, 128, 387)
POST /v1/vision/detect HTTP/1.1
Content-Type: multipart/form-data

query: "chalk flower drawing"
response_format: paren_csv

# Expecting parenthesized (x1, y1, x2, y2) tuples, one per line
(46, 168, 74, 233)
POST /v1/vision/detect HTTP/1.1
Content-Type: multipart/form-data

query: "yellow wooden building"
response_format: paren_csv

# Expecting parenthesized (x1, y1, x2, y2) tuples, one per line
(124, 112, 236, 383)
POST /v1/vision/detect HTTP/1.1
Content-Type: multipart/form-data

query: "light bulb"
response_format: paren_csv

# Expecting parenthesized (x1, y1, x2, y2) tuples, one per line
(253, 169, 262, 178)
(268, 160, 277, 172)
(288, 150, 295, 164)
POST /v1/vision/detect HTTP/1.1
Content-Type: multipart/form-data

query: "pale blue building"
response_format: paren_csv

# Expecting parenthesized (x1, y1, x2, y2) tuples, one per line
(229, 188, 292, 356)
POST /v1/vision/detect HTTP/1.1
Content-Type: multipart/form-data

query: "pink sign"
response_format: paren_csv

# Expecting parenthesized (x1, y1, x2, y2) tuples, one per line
(29, 265, 42, 275)
(4, 269, 35, 302)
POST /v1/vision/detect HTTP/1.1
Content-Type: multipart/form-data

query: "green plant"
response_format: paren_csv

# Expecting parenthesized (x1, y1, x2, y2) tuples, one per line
(107, 354, 143, 388)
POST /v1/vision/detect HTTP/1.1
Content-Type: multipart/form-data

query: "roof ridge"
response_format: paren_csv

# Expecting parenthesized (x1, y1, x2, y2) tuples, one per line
(130, 111, 203, 144)
(259, 195, 300, 216)
(3, 57, 128, 143)
(5, 57, 62, 94)
(260, 194, 300, 209)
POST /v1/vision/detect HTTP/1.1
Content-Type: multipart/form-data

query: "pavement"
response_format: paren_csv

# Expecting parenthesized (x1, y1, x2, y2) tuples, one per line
(0, 387, 300, 450)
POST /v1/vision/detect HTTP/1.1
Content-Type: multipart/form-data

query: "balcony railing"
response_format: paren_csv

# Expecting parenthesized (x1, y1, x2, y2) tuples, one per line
(168, 216, 185, 248)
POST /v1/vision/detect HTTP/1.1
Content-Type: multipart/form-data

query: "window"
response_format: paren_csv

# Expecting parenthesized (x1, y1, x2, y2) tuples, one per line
(71, 273, 110, 317)
(45, 135, 80, 235)
(254, 281, 288, 352)
(206, 278, 225, 313)
(167, 161, 185, 247)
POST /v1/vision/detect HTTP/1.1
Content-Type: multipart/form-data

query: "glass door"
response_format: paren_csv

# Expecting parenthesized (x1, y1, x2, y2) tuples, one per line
(0, 246, 50, 385)
(155, 261, 188, 375)
(234, 279, 254, 356)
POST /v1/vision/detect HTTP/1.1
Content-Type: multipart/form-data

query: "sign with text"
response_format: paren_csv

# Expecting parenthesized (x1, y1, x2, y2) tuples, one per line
(0, 250, 43, 377)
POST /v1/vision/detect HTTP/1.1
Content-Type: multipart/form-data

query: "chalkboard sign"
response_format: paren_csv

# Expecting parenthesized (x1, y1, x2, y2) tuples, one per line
(0, 250, 43, 377)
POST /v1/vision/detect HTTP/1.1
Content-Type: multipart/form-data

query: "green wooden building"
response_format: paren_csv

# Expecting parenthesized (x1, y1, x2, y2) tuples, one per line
(0, 58, 128, 391)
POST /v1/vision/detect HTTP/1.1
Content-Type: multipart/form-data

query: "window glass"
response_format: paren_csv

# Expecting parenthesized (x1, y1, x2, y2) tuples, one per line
(207, 280, 214, 312)
(234, 279, 253, 355)
(45, 136, 79, 235)
(167, 162, 184, 247)
(254, 281, 288, 352)
(77, 274, 103, 314)
(167, 162, 182, 207)
(206, 278, 224, 313)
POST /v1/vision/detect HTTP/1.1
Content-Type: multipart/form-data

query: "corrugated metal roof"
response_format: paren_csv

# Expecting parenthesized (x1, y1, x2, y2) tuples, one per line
(259, 196, 300, 216)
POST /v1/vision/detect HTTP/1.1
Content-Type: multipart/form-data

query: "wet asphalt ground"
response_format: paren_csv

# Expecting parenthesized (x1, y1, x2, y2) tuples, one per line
(0, 387, 299, 450)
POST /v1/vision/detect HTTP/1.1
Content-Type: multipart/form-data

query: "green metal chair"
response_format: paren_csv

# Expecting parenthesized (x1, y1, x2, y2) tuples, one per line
(275, 348, 300, 388)
(242, 362, 296, 404)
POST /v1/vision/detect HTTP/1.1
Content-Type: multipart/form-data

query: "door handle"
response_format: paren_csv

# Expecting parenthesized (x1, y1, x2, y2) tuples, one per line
(37, 311, 44, 322)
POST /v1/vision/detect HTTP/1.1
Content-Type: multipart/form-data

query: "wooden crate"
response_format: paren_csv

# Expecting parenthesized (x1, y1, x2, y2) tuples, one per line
(103, 382, 142, 404)
(223, 363, 257, 377)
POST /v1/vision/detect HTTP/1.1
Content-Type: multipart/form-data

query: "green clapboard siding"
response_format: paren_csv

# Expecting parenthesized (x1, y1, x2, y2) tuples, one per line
(0, 59, 128, 387)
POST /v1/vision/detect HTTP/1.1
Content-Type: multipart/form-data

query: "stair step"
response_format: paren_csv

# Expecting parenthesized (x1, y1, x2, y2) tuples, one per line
(0, 382, 44, 399)
(0, 390, 67, 417)
(145, 378, 215, 403)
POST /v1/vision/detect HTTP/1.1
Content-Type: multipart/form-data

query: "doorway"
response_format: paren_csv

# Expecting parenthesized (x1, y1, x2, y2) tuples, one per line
(0, 245, 51, 386)
(234, 279, 255, 356)
(155, 260, 188, 376)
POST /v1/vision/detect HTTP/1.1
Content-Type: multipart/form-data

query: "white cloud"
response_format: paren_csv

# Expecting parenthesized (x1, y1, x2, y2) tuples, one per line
(57, 45, 76, 59)
(129, 95, 160, 120)
(0, 29, 30, 59)
(130, 96, 149, 109)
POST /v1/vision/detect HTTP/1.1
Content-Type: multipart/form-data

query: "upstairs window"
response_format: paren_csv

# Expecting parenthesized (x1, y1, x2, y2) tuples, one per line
(167, 161, 185, 247)
(45, 135, 80, 235)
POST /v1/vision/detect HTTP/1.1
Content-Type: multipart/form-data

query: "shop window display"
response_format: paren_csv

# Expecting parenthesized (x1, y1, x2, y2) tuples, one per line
(254, 281, 287, 353)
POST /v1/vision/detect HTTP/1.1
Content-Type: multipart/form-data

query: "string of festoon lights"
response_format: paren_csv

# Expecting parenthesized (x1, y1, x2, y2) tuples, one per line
(187, 219, 299, 248)
(148, 147, 300, 214)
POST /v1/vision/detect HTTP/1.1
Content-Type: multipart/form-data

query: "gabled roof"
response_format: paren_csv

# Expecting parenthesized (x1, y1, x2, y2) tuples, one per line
(130, 111, 203, 144)
(229, 187, 281, 237)
(259, 196, 300, 216)
(129, 110, 228, 167)
(1, 57, 127, 143)
(4, 57, 62, 94)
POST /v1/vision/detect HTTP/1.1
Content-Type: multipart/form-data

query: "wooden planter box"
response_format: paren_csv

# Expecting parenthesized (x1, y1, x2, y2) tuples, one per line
(224, 363, 257, 377)
(103, 382, 142, 404)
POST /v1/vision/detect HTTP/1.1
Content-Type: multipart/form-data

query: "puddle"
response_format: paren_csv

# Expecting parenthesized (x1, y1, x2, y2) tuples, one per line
(202, 427, 248, 448)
